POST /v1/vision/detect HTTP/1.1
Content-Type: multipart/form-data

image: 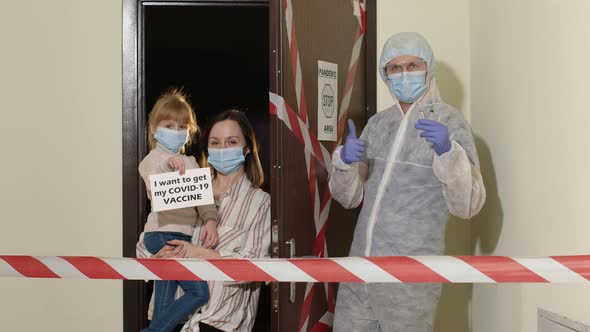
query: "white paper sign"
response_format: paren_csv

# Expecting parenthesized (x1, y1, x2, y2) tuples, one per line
(318, 60, 338, 141)
(149, 168, 214, 212)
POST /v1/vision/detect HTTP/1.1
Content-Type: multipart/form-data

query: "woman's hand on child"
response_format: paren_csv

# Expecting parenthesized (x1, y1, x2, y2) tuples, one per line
(201, 219, 220, 249)
(154, 240, 198, 258)
(168, 156, 186, 175)
(153, 240, 205, 258)
(156, 240, 220, 259)
(153, 242, 186, 259)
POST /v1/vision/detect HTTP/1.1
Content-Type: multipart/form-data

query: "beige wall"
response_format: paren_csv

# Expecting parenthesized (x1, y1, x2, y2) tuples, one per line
(470, 0, 590, 331)
(376, 1, 473, 331)
(0, 1, 122, 331)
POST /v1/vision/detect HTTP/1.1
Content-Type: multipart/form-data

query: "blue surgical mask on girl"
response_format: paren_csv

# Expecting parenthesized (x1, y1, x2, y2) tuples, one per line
(207, 147, 246, 175)
(154, 127, 189, 153)
(388, 70, 427, 103)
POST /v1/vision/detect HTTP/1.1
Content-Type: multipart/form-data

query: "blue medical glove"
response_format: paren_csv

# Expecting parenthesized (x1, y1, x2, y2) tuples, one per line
(415, 119, 452, 156)
(340, 119, 365, 164)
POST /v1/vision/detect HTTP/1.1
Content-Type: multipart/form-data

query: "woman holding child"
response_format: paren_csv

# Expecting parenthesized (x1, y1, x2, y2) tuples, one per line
(137, 91, 270, 332)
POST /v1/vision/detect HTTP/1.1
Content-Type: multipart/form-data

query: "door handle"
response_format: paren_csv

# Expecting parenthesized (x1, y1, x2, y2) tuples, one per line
(285, 238, 296, 303)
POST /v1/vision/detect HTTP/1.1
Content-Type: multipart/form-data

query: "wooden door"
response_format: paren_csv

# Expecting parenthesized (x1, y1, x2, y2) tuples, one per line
(270, 1, 375, 331)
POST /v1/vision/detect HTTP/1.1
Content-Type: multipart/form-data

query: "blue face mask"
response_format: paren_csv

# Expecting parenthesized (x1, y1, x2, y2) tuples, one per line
(207, 147, 246, 175)
(154, 127, 188, 153)
(388, 70, 427, 103)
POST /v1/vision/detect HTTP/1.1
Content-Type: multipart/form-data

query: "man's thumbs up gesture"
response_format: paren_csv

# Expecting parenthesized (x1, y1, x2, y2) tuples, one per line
(340, 119, 365, 164)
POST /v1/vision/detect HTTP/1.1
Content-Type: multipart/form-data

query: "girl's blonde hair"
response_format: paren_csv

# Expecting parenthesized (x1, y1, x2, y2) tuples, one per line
(147, 88, 198, 152)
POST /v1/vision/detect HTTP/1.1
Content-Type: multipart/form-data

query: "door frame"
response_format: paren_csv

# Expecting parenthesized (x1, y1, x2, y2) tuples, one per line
(122, 1, 374, 331)
(122, 1, 276, 331)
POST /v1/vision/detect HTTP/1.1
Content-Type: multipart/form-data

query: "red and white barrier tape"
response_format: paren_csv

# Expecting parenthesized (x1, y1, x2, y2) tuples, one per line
(1, 255, 589, 283)
(269, 93, 331, 171)
(283, 0, 308, 124)
(335, 1, 366, 149)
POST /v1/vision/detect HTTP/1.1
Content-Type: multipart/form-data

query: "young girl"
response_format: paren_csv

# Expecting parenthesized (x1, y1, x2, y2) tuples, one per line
(138, 89, 218, 332)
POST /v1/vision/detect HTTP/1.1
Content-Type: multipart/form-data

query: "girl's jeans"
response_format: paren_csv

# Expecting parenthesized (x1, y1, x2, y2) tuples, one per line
(142, 231, 209, 332)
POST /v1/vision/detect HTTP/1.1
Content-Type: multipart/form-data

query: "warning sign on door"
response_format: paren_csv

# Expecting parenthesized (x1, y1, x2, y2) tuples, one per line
(318, 60, 338, 142)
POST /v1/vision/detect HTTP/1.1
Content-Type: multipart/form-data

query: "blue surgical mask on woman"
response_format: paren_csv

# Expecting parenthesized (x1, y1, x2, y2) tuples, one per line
(388, 70, 427, 103)
(207, 147, 246, 175)
(154, 127, 189, 153)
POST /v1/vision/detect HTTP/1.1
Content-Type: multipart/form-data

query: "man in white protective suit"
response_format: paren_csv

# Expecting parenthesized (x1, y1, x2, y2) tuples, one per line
(329, 32, 486, 332)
